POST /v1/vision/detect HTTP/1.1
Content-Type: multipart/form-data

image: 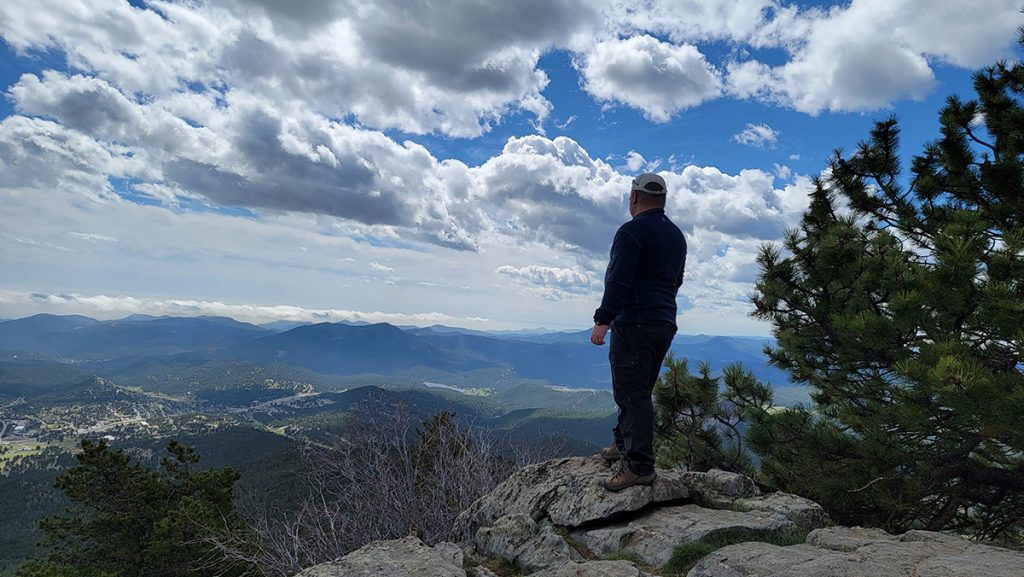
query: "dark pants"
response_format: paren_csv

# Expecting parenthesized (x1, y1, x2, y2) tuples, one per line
(610, 323, 676, 476)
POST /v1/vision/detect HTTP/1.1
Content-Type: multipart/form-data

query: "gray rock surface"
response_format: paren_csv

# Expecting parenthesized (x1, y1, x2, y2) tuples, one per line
(682, 469, 760, 499)
(688, 526, 1024, 577)
(474, 514, 581, 572)
(528, 560, 653, 577)
(295, 536, 465, 577)
(455, 456, 689, 536)
(733, 491, 831, 530)
(571, 503, 799, 566)
(681, 469, 829, 531)
(473, 513, 537, 559)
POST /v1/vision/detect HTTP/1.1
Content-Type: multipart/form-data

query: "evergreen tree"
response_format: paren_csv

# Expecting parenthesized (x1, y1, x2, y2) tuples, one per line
(751, 53, 1024, 542)
(653, 355, 770, 475)
(17, 440, 251, 577)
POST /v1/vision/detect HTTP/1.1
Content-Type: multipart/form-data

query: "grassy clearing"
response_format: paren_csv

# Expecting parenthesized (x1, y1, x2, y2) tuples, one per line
(0, 439, 77, 473)
(0, 441, 45, 471)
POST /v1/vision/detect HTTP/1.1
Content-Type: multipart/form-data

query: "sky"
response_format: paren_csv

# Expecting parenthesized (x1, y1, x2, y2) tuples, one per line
(0, 0, 1021, 335)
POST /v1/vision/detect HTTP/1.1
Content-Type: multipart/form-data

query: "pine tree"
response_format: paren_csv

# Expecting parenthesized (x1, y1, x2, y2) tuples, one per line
(653, 355, 771, 475)
(17, 440, 250, 577)
(751, 53, 1024, 543)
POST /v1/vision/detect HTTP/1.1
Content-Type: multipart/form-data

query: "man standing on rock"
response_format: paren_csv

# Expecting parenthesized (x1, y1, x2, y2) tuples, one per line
(591, 172, 686, 492)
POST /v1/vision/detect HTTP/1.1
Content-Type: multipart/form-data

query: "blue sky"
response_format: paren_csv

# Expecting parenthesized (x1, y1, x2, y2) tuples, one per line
(0, 0, 1020, 335)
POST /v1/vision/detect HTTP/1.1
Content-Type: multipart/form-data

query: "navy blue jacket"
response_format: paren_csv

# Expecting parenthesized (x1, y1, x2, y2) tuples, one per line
(594, 208, 687, 327)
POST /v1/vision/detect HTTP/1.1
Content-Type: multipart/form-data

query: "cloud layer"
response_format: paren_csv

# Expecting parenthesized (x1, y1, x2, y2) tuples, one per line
(0, 0, 1020, 334)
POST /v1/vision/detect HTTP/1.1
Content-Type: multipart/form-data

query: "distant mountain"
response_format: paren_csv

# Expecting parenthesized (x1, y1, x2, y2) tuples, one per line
(259, 320, 313, 332)
(117, 314, 172, 322)
(0, 314, 272, 358)
(224, 322, 499, 375)
(0, 314, 803, 400)
(0, 314, 102, 352)
(405, 325, 567, 338)
(228, 321, 789, 390)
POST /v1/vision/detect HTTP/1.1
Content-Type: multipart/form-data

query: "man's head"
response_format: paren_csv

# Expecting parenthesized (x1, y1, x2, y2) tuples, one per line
(629, 172, 667, 216)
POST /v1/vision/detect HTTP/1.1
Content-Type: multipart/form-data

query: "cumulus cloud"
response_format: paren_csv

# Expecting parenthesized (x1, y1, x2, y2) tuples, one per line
(664, 167, 812, 241)
(3, 0, 1014, 336)
(0, 0, 606, 137)
(726, 0, 1022, 114)
(0, 115, 130, 202)
(624, 151, 660, 173)
(578, 35, 722, 122)
(733, 123, 779, 148)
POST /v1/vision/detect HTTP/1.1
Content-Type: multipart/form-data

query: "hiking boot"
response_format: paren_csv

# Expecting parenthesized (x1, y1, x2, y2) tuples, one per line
(602, 467, 657, 492)
(600, 444, 623, 463)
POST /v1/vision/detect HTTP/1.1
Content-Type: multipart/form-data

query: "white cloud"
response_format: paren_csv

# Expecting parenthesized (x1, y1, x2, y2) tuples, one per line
(664, 167, 812, 241)
(608, 0, 777, 44)
(726, 0, 1022, 114)
(578, 35, 722, 122)
(0, 289, 491, 327)
(496, 265, 597, 290)
(8, 235, 70, 252)
(0, 0, 607, 138)
(369, 262, 395, 273)
(69, 232, 118, 243)
(623, 150, 661, 173)
(733, 123, 779, 148)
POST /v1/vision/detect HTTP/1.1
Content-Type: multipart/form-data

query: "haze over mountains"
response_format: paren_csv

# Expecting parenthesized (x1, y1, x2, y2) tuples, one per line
(0, 313, 791, 385)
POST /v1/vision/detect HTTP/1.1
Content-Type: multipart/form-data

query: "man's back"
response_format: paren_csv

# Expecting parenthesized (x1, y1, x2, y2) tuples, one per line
(594, 208, 687, 328)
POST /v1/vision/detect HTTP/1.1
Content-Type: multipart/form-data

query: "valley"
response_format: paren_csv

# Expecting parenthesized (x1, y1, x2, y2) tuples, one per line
(0, 313, 804, 575)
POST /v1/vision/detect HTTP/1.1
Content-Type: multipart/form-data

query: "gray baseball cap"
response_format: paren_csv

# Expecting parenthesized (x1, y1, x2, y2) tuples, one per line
(631, 172, 667, 195)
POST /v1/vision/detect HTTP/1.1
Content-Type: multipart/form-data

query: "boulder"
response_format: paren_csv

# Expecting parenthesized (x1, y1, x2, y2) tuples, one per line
(682, 469, 760, 499)
(688, 526, 1024, 577)
(454, 456, 689, 537)
(295, 536, 464, 577)
(734, 491, 831, 530)
(571, 503, 800, 567)
(473, 514, 581, 572)
(681, 469, 829, 531)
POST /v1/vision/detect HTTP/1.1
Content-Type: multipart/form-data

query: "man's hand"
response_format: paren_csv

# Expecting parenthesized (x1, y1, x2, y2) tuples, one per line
(591, 324, 610, 346)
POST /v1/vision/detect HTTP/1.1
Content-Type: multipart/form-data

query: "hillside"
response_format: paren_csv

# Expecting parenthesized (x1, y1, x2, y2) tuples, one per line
(0, 314, 802, 400)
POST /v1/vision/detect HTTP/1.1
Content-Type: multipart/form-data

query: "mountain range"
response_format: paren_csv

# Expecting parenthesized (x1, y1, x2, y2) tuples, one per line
(0, 313, 805, 402)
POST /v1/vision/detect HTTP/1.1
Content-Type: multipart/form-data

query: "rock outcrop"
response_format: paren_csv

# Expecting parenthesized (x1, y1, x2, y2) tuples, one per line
(293, 457, 1024, 577)
(454, 456, 691, 537)
(458, 456, 830, 575)
(688, 526, 1024, 577)
(294, 536, 465, 577)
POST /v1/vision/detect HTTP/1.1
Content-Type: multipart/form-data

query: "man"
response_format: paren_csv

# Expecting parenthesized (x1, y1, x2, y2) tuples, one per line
(591, 172, 687, 492)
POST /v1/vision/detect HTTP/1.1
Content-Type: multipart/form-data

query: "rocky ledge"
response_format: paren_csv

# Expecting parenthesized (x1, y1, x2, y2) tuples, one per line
(295, 456, 1024, 577)
(690, 526, 1024, 577)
